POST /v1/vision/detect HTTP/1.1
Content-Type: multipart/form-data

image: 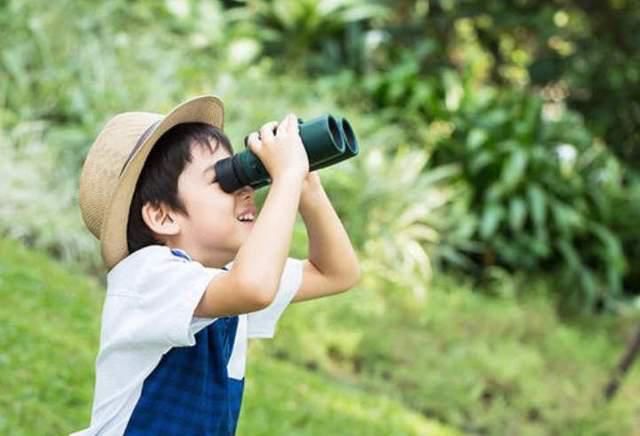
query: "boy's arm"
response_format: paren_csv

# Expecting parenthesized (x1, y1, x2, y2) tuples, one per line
(197, 114, 309, 319)
(293, 172, 361, 303)
(195, 172, 305, 318)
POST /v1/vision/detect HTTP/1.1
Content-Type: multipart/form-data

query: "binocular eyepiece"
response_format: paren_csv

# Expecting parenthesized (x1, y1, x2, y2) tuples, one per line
(214, 114, 359, 193)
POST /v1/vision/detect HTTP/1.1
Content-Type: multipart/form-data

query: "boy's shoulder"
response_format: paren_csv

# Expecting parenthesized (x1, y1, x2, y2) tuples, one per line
(106, 245, 192, 290)
(108, 244, 170, 274)
(106, 245, 229, 294)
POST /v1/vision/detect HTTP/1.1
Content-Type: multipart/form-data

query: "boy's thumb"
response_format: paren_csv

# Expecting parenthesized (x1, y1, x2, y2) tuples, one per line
(285, 113, 298, 132)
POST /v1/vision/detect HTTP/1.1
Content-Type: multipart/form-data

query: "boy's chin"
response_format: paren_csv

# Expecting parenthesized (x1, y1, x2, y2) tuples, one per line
(237, 221, 256, 234)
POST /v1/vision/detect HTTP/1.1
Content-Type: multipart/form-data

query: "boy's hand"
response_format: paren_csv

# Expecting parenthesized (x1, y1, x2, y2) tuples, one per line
(299, 170, 326, 211)
(246, 114, 309, 183)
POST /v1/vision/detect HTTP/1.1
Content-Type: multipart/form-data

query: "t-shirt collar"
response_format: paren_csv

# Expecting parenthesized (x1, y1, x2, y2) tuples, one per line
(170, 248, 231, 271)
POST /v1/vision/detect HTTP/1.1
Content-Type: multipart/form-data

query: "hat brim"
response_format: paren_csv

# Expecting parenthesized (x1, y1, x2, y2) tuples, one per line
(100, 95, 224, 269)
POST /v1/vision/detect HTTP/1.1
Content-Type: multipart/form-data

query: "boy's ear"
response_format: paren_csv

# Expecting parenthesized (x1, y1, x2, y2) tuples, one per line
(141, 201, 180, 237)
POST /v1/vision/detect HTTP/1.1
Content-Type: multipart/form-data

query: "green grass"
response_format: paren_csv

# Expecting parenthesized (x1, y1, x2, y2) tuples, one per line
(0, 237, 456, 435)
(238, 358, 456, 435)
(264, 275, 640, 435)
(0, 238, 101, 435)
(1, 236, 639, 435)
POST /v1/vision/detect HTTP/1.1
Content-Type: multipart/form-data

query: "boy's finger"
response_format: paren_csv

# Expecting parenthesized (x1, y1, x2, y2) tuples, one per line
(275, 116, 288, 137)
(275, 113, 295, 136)
(284, 113, 298, 133)
(246, 132, 261, 151)
(259, 121, 278, 145)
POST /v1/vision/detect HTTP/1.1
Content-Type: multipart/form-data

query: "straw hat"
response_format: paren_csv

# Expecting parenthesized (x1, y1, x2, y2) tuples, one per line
(79, 95, 224, 269)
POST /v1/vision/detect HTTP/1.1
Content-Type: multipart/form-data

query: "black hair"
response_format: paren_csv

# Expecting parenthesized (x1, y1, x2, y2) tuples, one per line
(126, 122, 233, 254)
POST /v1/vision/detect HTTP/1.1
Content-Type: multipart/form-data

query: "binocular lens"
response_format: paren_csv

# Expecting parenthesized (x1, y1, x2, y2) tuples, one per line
(310, 117, 359, 172)
(341, 118, 358, 156)
(328, 116, 343, 151)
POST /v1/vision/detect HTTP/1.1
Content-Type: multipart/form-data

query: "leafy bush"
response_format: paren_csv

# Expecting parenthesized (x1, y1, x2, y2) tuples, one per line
(226, 0, 640, 169)
(0, 0, 235, 273)
(0, 124, 101, 271)
(213, 0, 640, 306)
(431, 79, 627, 309)
(1, 0, 459, 292)
(3, 0, 637, 310)
(606, 174, 640, 293)
(322, 138, 461, 300)
(227, 0, 387, 74)
(355, 58, 630, 309)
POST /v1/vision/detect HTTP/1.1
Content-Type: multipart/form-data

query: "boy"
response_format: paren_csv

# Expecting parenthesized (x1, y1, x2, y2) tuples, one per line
(72, 95, 360, 435)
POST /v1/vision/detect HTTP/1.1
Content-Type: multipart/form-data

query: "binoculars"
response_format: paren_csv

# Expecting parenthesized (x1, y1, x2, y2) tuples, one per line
(214, 115, 359, 193)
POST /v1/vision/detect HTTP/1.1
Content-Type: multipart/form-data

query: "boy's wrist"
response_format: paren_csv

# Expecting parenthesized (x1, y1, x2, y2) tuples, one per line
(272, 169, 306, 186)
(300, 179, 327, 212)
(301, 171, 322, 196)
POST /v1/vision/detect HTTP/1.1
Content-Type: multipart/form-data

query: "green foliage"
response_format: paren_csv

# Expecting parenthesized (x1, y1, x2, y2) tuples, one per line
(0, 124, 101, 270)
(2, 1, 640, 433)
(321, 134, 462, 299)
(0, 0, 377, 274)
(351, 53, 630, 308)
(212, 0, 640, 305)
(604, 173, 640, 294)
(430, 78, 628, 309)
(2, 0, 639, 312)
(0, 0, 464, 296)
(0, 0, 232, 171)
(228, 0, 388, 74)
(230, 0, 640, 167)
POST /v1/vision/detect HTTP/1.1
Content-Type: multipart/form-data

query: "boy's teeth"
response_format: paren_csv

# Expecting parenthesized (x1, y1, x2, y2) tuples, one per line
(237, 213, 255, 221)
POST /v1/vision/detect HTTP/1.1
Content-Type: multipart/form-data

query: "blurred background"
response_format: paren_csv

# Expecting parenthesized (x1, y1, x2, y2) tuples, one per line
(1, 0, 640, 434)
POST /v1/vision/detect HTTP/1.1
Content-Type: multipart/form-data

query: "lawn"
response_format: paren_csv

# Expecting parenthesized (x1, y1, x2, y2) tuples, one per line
(1, 237, 638, 435)
(0, 238, 455, 435)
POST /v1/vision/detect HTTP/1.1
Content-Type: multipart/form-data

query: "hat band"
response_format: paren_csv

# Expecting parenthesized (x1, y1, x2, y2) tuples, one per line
(120, 120, 162, 176)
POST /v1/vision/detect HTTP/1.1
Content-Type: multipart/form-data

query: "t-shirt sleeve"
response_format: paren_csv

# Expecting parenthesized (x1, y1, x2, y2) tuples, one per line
(247, 257, 304, 339)
(131, 248, 225, 348)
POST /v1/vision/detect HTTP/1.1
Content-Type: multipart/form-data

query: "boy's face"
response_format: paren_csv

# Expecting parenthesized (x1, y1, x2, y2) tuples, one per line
(172, 140, 257, 268)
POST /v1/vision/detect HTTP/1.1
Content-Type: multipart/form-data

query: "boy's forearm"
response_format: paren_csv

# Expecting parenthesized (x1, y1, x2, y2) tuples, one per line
(299, 183, 360, 285)
(234, 174, 303, 293)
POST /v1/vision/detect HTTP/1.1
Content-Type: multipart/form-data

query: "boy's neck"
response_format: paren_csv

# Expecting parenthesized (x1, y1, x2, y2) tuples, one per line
(166, 241, 235, 269)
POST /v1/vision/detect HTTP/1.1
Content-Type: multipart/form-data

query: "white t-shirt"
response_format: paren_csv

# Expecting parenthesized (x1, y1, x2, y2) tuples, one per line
(71, 245, 303, 436)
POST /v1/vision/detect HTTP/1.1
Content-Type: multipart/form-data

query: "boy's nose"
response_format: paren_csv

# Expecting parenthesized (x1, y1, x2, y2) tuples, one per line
(235, 185, 254, 197)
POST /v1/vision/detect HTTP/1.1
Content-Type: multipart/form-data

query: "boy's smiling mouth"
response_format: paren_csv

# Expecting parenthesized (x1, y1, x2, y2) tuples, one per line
(236, 206, 257, 223)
